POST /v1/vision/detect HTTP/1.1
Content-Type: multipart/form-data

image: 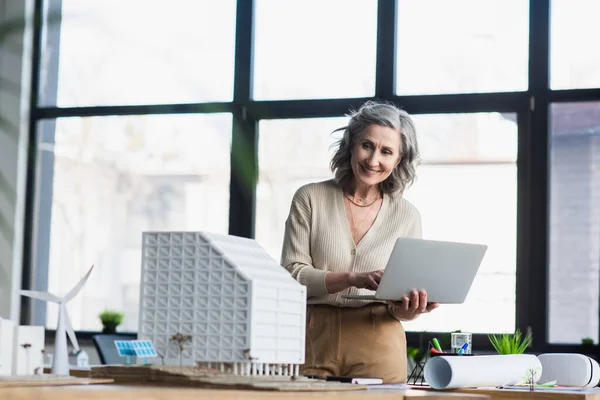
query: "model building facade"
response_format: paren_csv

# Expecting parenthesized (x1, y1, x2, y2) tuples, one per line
(0, 318, 45, 376)
(139, 231, 306, 374)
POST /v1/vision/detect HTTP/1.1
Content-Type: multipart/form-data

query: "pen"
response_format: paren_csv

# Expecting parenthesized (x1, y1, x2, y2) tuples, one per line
(458, 343, 469, 354)
(432, 338, 442, 352)
(304, 374, 323, 380)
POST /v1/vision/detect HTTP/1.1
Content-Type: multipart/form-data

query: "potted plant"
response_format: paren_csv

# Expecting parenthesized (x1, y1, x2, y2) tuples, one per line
(98, 309, 124, 334)
(488, 328, 533, 354)
(582, 337, 595, 345)
(580, 337, 597, 359)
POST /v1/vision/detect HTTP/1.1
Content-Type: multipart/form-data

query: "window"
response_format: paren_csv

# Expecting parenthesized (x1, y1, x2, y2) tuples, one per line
(253, 0, 377, 100)
(550, 0, 600, 90)
(401, 113, 518, 333)
(26, 0, 593, 348)
(40, 114, 232, 331)
(39, 0, 237, 107)
(255, 117, 345, 260)
(256, 113, 518, 334)
(396, 0, 529, 95)
(549, 102, 600, 343)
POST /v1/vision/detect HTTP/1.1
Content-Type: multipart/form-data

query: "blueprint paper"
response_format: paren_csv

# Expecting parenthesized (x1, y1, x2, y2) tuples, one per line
(424, 354, 541, 389)
(500, 385, 600, 393)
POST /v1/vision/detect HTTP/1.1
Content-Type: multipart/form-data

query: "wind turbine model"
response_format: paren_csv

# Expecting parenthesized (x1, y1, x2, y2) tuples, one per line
(18, 265, 94, 375)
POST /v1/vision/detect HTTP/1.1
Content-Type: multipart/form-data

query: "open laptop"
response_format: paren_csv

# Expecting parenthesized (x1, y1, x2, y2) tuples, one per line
(342, 238, 487, 304)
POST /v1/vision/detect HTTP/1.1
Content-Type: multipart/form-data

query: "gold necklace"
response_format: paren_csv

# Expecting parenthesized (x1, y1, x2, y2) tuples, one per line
(346, 197, 379, 241)
(344, 193, 380, 207)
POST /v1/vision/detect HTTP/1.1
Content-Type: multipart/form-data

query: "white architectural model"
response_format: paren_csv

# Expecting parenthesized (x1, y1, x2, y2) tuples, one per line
(139, 232, 307, 376)
(0, 318, 45, 376)
(18, 265, 94, 375)
(68, 349, 90, 368)
(12, 325, 45, 375)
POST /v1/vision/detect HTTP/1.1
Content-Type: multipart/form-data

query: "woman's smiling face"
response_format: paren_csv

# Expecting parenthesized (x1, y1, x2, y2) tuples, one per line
(350, 124, 402, 188)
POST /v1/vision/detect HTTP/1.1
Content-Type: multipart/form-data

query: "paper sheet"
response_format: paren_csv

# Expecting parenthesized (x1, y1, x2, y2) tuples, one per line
(423, 354, 542, 390)
(500, 385, 600, 393)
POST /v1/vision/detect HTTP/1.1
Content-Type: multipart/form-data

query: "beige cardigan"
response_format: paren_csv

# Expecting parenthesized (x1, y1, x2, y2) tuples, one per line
(281, 179, 422, 308)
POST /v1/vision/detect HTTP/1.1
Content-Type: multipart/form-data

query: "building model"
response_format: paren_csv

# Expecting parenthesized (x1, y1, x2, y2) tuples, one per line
(0, 317, 45, 376)
(138, 231, 307, 376)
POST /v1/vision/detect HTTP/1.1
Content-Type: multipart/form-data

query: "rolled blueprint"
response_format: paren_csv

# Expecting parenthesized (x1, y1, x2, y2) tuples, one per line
(424, 354, 542, 389)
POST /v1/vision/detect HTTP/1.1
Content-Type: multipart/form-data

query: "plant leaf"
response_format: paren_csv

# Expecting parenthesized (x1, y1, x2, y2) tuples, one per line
(0, 210, 13, 246)
(489, 329, 532, 355)
(0, 251, 9, 296)
(231, 115, 258, 199)
(512, 329, 521, 353)
(0, 17, 25, 44)
(488, 334, 505, 354)
(0, 169, 16, 200)
(0, 114, 19, 142)
(0, 75, 21, 97)
(517, 330, 533, 354)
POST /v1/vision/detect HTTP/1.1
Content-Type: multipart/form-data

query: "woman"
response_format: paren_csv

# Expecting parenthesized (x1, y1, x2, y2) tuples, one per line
(281, 100, 439, 383)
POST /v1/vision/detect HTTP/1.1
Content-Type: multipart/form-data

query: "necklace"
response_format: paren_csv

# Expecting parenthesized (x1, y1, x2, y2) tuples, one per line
(344, 193, 380, 208)
(345, 196, 379, 242)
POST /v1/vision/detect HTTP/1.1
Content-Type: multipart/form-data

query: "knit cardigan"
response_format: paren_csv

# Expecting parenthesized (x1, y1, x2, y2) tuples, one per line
(281, 179, 422, 308)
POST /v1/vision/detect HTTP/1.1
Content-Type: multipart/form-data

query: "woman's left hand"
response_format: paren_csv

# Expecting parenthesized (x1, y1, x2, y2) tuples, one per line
(387, 290, 439, 321)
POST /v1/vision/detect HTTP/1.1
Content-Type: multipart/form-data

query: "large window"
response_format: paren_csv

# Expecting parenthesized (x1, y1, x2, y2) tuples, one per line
(253, 0, 377, 100)
(25, 0, 600, 352)
(403, 113, 517, 333)
(396, 0, 529, 95)
(256, 118, 345, 260)
(40, 114, 232, 331)
(257, 113, 518, 334)
(549, 102, 600, 344)
(550, 0, 600, 90)
(40, 0, 237, 107)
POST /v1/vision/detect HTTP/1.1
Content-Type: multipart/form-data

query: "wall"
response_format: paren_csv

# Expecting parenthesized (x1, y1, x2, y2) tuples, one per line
(0, 0, 33, 320)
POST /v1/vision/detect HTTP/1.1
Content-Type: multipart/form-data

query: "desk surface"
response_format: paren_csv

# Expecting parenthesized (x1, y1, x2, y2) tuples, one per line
(7, 383, 600, 400)
(0, 384, 488, 400)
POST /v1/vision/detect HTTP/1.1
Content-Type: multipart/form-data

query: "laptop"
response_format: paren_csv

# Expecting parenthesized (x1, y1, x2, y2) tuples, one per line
(342, 238, 487, 304)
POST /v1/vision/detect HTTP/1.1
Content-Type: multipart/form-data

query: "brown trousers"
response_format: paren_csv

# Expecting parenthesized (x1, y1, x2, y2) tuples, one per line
(301, 303, 407, 384)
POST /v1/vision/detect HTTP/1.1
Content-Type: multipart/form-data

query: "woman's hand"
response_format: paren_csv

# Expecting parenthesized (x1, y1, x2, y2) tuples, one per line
(387, 290, 439, 321)
(325, 270, 384, 294)
(348, 270, 384, 291)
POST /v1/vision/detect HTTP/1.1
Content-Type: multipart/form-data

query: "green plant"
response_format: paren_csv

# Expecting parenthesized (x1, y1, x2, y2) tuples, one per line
(407, 346, 424, 362)
(582, 337, 595, 345)
(488, 329, 533, 355)
(98, 309, 124, 329)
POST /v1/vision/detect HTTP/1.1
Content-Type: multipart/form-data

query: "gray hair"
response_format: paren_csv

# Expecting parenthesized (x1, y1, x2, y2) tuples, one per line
(330, 100, 420, 195)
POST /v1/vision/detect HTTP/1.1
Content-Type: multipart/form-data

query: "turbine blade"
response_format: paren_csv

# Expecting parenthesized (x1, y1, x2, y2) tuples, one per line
(18, 290, 60, 303)
(62, 304, 79, 351)
(64, 264, 94, 302)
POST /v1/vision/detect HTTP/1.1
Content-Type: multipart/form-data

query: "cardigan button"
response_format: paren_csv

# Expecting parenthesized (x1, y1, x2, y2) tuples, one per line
(351, 249, 356, 255)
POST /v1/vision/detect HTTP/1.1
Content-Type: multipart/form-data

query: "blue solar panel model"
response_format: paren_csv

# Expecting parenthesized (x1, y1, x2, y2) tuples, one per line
(114, 340, 136, 356)
(131, 340, 158, 357)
